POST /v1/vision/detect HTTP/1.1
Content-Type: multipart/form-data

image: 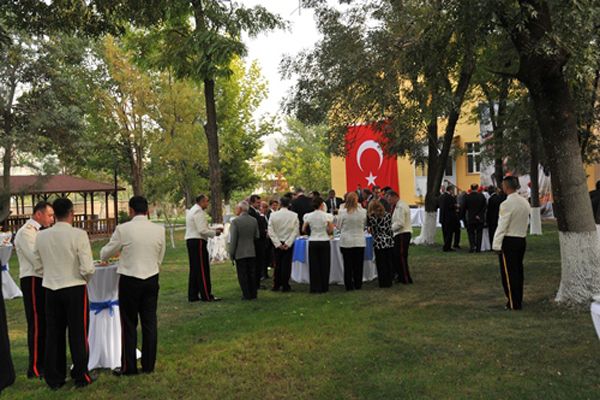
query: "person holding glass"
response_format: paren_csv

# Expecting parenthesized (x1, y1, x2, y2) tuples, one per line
(366, 199, 395, 288)
(337, 192, 367, 291)
(302, 197, 334, 293)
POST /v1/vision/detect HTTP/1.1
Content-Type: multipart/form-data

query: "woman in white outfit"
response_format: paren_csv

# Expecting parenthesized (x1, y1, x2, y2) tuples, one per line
(337, 192, 367, 291)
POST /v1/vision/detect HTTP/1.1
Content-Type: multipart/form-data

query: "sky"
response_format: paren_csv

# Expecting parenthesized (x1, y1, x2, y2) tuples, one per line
(240, 0, 325, 154)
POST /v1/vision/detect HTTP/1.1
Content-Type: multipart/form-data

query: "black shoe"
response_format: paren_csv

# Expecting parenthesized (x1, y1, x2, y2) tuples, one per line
(188, 298, 200, 303)
(469, 249, 475, 253)
(48, 383, 65, 391)
(453, 245, 461, 249)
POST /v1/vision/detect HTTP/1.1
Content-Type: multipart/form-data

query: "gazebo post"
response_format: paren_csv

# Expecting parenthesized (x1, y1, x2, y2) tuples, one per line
(14, 195, 19, 216)
(104, 191, 109, 221)
(21, 194, 25, 214)
(31, 194, 35, 210)
(90, 192, 95, 218)
(83, 193, 88, 220)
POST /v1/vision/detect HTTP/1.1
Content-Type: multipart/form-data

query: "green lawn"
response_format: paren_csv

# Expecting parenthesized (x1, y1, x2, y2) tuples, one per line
(2, 222, 599, 399)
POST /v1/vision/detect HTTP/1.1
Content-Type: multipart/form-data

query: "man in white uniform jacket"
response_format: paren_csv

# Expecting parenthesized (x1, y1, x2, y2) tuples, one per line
(388, 191, 413, 284)
(492, 176, 530, 310)
(100, 196, 166, 376)
(185, 194, 222, 302)
(267, 196, 299, 292)
(33, 198, 95, 389)
(14, 201, 54, 379)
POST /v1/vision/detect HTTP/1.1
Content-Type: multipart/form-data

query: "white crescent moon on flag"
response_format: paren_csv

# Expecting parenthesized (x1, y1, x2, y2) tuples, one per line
(356, 140, 384, 172)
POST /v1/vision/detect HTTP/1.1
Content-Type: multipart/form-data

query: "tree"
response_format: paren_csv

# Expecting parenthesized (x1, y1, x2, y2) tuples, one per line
(268, 119, 331, 194)
(493, 0, 600, 303)
(284, 0, 490, 244)
(122, 0, 283, 222)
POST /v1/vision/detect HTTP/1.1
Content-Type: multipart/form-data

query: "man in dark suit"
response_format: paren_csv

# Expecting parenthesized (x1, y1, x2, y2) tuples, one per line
(248, 195, 268, 287)
(464, 183, 487, 253)
(486, 186, 506, 245)
(0, 270, 15, 394)
(290, 188, 313, 232)
(589, 180, 600, 224)
(229, 201, 260, 300)
(439, 186, 460, 252)
(325, 190, 343, 214)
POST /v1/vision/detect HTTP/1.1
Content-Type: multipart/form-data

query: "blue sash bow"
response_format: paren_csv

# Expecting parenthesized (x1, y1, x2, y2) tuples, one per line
(89, 300, 119, 316)
(0, 264, 7, 272)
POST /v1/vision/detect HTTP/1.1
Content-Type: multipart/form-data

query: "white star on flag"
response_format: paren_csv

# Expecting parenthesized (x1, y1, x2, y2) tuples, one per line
(365, 171, 377, 186)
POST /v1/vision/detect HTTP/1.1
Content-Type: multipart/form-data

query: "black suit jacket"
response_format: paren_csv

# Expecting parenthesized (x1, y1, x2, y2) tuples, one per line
(325, 197, 343, 213)
(438, 193, 459, 225)
(486, 193, 505, 227)
(464, 192, 486, 225)
(248, 207, 268, 240)
(590, 190, 600, 224)
(291, 195, 314, 227)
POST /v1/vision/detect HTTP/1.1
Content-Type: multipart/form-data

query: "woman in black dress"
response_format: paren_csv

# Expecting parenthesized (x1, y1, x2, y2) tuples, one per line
(366, 200, 395, 288)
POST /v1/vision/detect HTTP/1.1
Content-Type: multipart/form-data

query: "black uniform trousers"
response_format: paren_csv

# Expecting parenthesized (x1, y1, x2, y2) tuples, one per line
(340, 247, 364, 290)
(273, 245, 294, 291)
(308, 241, 330, 293)
(254, 238, 267, 286)
(374, 248, 394, 288)
(44, 284, 92, 389)
(467, 222, 484, 252)
(119, 274, 159, 375)
(235, 258, 257, 300)
(394, 233, 413, 284)
(0, 270, 15, 393)
(453, 223, 461, 248)
(499, 236, 526, 310)
(21, 276, 46, 378)
(186, 238, 213, 302)
(441, 222, 455, 251)
(488, 224, 498, 247)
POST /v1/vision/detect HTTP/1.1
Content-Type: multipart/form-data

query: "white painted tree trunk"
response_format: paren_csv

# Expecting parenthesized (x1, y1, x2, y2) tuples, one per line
(412, 211, 437, 245)
(529, 207, 542, 235)
(555, 230, 600, 304)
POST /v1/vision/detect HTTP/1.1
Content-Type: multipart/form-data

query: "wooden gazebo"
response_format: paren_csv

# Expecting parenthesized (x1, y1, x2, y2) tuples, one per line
(3, 175, 125, 237)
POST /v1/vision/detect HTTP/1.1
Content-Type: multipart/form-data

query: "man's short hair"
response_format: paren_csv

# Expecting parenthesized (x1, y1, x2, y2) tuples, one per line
(328, 189, 335, 195)
(445, 185, 454, 193)
(53, 198, 73, 219)
(283, 192, 293, 200)
(387, 191, 399, 198)
(311, 191, 321, 198)
(280, 197, 291, 208)
(503, 176, 520, 190)
(129, 196, 148, 214)
(237, 201, 249, 213)
(249, 194, 261, 203)
(33, 201, 52, 215)
(269, 199, 279, 206)
(294, 187, 304, 194)
(470, 183, 479, 191)
(195, 194, 207, 203)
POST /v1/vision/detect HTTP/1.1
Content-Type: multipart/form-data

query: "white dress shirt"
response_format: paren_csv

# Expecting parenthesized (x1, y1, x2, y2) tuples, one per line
(34, 222, 95, 290)
(304, 210, 333, 241)
(184, 204, 216, 240)
(268, 208, 299, 248)
(100, 215, 166, 280)
(391, 200, 413, 236)
(492, 192, 531, 251)
(337, 208, 367, 248)
(14, 218, 42, 279)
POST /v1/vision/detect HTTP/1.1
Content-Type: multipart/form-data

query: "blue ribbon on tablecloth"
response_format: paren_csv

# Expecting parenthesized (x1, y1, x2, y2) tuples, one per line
(89, 300, 119, 316)
(364, 236, 374, 261)
(292, 238, 307, 263)
(0, 264, 7, 272)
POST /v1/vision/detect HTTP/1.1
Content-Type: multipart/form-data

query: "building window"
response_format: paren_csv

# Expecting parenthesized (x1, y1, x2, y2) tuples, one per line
(466, 142, 481, 173)
(415, 160, 428, 177)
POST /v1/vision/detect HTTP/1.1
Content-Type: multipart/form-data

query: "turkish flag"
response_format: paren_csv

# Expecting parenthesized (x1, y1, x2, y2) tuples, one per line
(345, 124, 399, 194)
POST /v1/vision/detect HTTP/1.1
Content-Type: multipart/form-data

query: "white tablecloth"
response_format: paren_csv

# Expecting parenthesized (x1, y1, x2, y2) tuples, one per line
(410, 208, 442, 227)
(591, 302, 600, 340)
(1, 245, 23, 300)
(291, 238, 377, 285)
(87, 263, 122, 370)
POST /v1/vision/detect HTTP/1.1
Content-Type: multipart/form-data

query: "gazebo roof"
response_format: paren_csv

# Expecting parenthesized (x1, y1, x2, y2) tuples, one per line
(4, 175, 125, 195)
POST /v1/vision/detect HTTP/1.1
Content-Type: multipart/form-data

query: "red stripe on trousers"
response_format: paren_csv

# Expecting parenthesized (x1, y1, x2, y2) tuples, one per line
(198, 240, 210, 300)
(31, 277, 40, 377)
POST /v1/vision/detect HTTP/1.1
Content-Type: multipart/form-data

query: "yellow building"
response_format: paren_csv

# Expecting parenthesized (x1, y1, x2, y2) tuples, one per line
(331, 114, 600, 206)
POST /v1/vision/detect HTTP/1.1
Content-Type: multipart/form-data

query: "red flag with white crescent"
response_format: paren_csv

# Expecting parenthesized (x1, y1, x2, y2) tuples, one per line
(345, 124, 399, 193)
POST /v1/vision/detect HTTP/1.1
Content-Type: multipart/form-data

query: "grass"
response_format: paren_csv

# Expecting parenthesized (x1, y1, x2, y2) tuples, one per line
(2, 222, 599, 399)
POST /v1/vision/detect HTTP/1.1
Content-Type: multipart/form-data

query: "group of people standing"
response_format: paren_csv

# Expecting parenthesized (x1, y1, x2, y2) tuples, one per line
(184, 186, 416, 305)
(1, 195, 166, 393)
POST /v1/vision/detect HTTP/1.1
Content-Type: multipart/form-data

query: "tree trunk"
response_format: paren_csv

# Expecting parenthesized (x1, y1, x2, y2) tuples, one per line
(529, 128, 542, 235)
(413, 121, 439, 245)
(494, 80, 509, 188)
(0, 142, 12, 229)
(497, 0, 600, 304)
(203, 78, 223, 223)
